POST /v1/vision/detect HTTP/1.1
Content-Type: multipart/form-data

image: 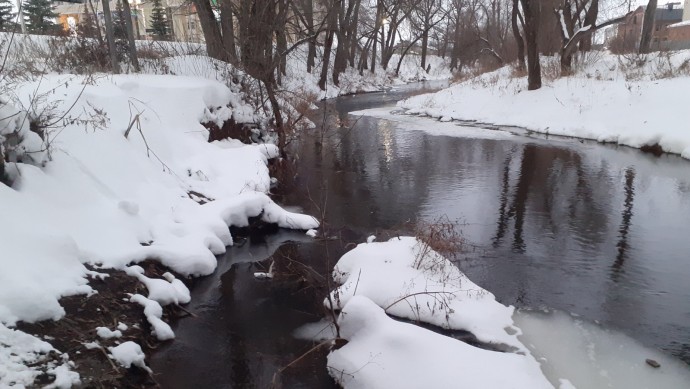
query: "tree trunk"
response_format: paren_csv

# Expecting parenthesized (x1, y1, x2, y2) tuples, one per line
(334, 0, 353, 86)
(580, 0, 599, 51)
(220, 0, 236, 63)
(194, 0, 226, 61)
(449, 9, 462, 71)
(275, 0, 288, 78)
(420, 29, 429, 70)
(639, 0, 657, 54)
(88, 0, 105, 45)
(557, 0, 575, 74)
(121, 0, 139, 71)
(304, 0, 316, 72)
(318, 5, 337, 91)
(348, 0, 361, 67)
(371, 1, 382, 74)
(101, 0, 120, 74)
(395, 34, 424, 76)
(511, 0, 525, 71)
(0, 147, 6, 186)
(265, 82, 285, 151)
(520, 0, 541, 90)
(333, 30, 347, 86)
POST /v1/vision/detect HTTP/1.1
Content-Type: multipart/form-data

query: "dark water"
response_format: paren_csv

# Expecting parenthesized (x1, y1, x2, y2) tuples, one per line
(293, 83, 690, 364)
(152, 81, 690, 387)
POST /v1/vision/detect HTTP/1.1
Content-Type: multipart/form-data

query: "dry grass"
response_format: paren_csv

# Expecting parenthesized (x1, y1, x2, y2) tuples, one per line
(413, 215, 464, 271)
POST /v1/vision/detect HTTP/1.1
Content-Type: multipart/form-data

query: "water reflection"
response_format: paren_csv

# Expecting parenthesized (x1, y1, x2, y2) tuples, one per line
(153, 82, 690, 389)
(613, 167, 636, 278)
(289, 102, 690, 364)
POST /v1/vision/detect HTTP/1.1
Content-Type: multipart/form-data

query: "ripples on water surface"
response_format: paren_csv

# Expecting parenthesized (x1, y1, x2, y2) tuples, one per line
(153, 82, 690, 388)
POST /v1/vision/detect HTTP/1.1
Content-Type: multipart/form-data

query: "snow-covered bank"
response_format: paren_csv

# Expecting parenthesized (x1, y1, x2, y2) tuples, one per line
(325, 237, 690, 388)
(0, 73, 316, 386)
(284, 47, 452, 100)
(328, 296, 553, 389)
(326, 237, 554, 388)
(350, 107, 514, 140)
(395, 51, 690, 160)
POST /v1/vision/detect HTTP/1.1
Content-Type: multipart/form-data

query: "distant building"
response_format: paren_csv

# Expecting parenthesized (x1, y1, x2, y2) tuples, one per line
(54, 0, 203, 43)
(615, 3, 683, 51)
(664, 20, 690, 49)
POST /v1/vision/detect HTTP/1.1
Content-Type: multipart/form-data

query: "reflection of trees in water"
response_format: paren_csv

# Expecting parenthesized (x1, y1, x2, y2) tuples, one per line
(612, 167, 636, 277)
(295, 116, 433, 229)
(493, 144, 612, 254)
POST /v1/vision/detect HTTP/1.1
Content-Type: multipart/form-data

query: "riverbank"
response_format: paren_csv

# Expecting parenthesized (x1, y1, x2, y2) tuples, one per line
(0, 35, 453, 384)
(396, 51, 690, 160)
(0, 73, 319, 386)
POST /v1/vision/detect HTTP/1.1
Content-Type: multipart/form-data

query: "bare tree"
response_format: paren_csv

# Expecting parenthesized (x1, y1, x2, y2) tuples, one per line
(411, 0, 446, 70)
(556, 0, 629, 73)
(519, 0, 541, 90)
(220, 0, 237, 63)
(194, 0, 226, 61)
(638, 0, 657, 54)
(511, 0, 525, 70)
(319, 0, 339, 89)
(121, 0, 139, 71)
(101, 0, 120, 73)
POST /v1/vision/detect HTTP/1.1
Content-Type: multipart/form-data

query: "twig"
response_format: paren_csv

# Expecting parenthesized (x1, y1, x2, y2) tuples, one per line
(271, 339, 334, 387)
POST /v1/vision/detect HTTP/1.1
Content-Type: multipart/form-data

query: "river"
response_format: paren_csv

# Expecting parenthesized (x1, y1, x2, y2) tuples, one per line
(151, 81, 690, 388)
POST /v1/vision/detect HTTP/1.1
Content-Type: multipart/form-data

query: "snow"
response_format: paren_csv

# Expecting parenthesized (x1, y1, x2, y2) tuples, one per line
(283, 45, 452, 100)
(328, 237, 526, 351)
(515, 309, 690, 389)
(559, 10, 570, 40)
(306, 229, 318, 238)
(129, 294, 174, 341)
(328, 296, 554, 389)
(95, 327, 122, 339)
(0, 323, 78, 388)
(668, 20, 690, 28)
(108, 341, 151, 373)
(325, 237, 690, 388)
(45, 363, 81, 389)
(1, 64, 318, 383)
(396, 51, 690, 159)
(82, 341, 100, 350)
(124, 266, 190, 306)
(116, 322, 128, 331)
(162, 273, 191, 305)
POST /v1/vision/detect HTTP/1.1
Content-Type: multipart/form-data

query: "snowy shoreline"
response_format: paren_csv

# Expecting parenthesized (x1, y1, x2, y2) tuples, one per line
(0, 73, 318, 386)
(395, 52, 690, 160)
(322, 237, 690, 389)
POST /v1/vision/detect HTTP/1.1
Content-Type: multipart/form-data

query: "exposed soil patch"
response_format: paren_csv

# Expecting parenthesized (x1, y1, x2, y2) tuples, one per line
(16, 261, 193, 388)
(640, 143, 664, 156)
(204, 117, 255, 144)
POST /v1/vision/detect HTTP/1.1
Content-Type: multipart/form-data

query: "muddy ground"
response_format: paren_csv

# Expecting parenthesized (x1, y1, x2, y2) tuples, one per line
(16, 260, 193, 388)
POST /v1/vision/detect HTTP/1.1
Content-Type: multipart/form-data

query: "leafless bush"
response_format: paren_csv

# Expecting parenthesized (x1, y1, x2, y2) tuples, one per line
(540, 57, 562, 82)
(651, 51, 690, 79)
(572, 50, 604, 72)
(412, 215, 464, 271)
(608, 34, 637, 55)
(617, 52, 649, 81)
